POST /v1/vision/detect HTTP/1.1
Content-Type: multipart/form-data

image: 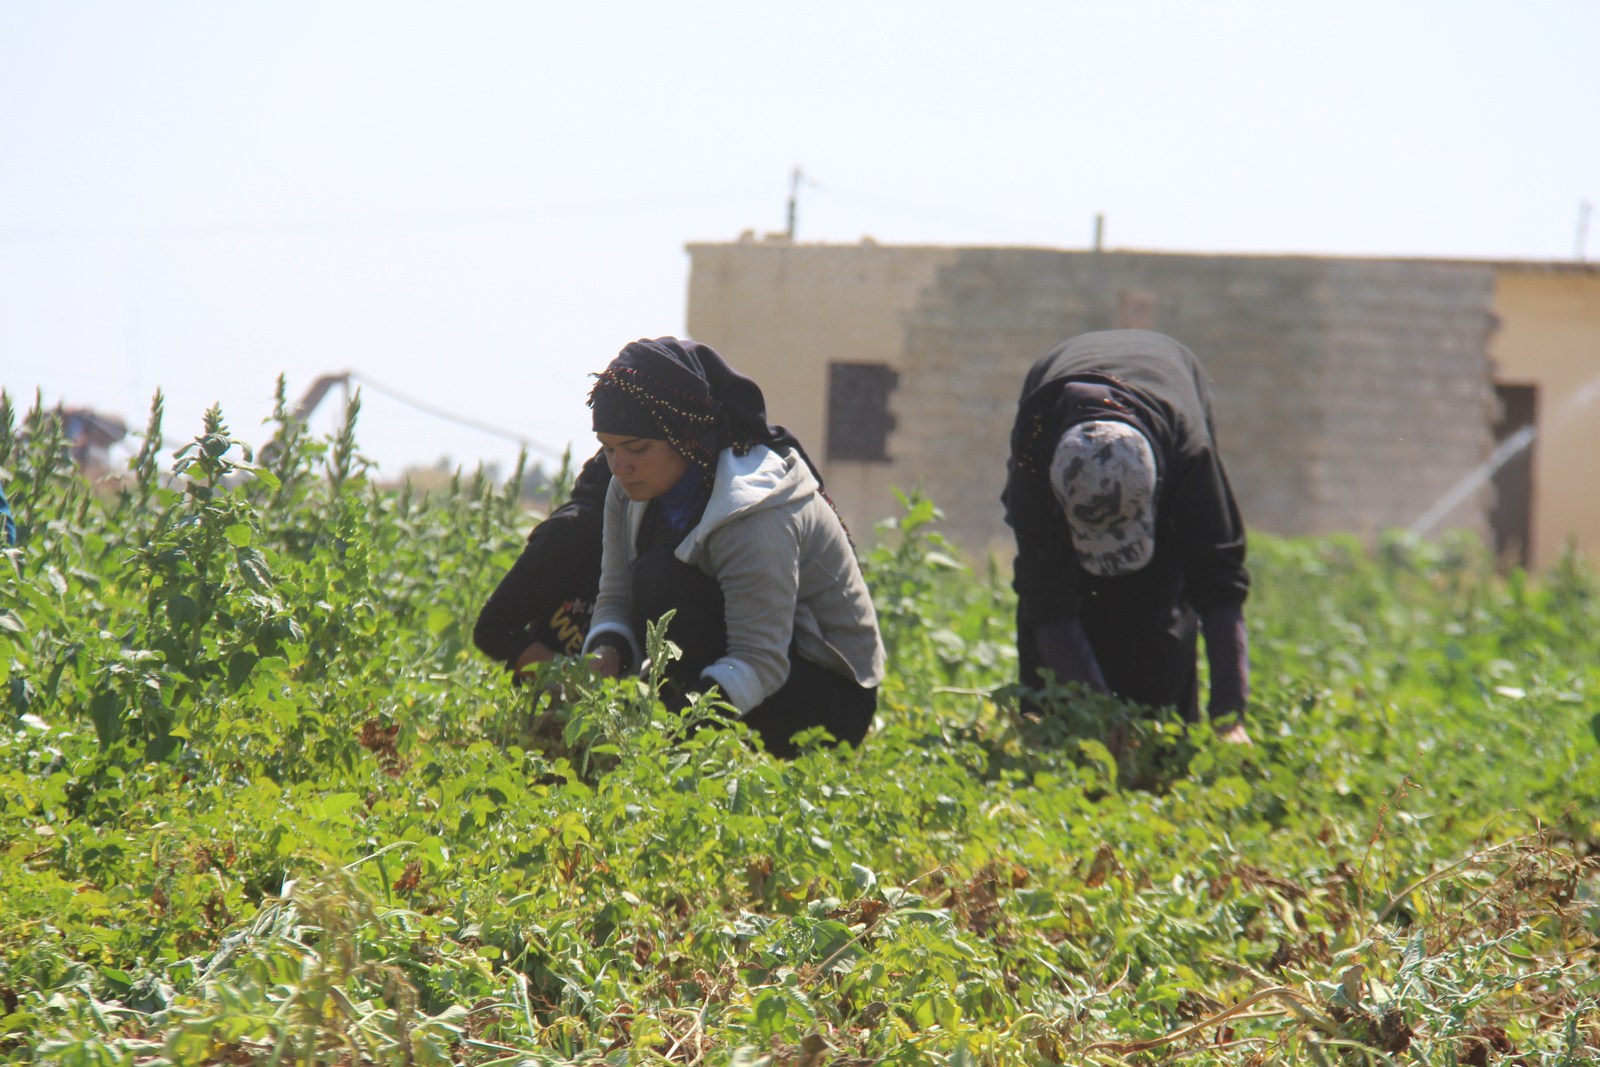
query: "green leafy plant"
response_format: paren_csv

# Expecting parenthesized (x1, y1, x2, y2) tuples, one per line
(1, 388, 1596, 1065)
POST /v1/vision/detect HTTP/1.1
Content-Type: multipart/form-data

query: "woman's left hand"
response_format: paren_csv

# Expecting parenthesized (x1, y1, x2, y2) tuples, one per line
(514, 641, 557, 676)
(1215, 719, 1252, 745)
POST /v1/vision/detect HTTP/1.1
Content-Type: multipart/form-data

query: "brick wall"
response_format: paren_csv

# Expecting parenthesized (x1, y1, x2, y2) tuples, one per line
(686, 242, 1497, 560)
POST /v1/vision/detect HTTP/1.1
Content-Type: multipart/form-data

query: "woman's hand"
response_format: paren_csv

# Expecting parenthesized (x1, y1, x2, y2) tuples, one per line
(1214, 717, 1253, 746)
(587, 645, 622, 679)
(513, 641, 556, 677)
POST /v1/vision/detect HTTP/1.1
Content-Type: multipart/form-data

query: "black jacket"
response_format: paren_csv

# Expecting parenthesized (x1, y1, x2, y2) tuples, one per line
(473, 450, 611, 667)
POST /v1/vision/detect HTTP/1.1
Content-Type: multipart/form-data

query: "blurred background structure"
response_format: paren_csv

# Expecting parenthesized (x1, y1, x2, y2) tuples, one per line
(4, 2, 1597, 565)
(686, 240, 1600, 569)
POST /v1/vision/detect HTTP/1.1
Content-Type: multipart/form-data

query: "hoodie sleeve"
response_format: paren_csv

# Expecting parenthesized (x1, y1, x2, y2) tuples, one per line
(581, 480, 643, 670)
(696, 506, 801, 713)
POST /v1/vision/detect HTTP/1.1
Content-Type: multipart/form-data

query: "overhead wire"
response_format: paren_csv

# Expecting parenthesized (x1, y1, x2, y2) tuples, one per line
(347, 370, 570, 461)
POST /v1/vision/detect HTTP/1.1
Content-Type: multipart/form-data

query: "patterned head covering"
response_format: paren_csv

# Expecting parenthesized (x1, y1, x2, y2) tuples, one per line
(1049, 420, 1158, 576)
(589, 336, 813, 480)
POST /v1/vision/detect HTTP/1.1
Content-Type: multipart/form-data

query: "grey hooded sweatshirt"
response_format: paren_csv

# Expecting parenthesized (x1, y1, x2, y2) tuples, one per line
(583, 443, 886, 714)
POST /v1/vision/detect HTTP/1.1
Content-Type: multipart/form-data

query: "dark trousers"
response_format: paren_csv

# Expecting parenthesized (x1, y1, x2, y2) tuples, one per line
(631, 546, 876, 758)
(1016, 598, 1200, 722)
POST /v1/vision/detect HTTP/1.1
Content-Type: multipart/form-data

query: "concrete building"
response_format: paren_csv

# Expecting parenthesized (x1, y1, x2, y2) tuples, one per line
(685, 237, 1600, 569)
(1488, 265, 1600, 569)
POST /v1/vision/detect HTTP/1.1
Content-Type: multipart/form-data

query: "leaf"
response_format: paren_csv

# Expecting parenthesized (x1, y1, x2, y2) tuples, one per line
(850, 863, 878, 893)
(0, 610, 24, 633)
(416, 837, 451, 869)
(88, 689, 123, 749)
(1402, 930, 1427, 971)
(226, 650, 258, 693)
(317, 792, 364, 822)
(224, 523, 253, 547)
(166, 594, 199, 625)
(752, 988, 792, 1040)
(1339, 964, 1366, 1004)
(235, 547, 273, 590)
(903, 497, 936, 530)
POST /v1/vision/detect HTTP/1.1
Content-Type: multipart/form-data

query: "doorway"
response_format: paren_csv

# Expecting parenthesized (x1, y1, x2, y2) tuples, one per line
(1490, 383, 1537, 568)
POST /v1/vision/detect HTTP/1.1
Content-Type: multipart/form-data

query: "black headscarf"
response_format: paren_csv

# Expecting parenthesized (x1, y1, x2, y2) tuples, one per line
(588, 337, 822, 485)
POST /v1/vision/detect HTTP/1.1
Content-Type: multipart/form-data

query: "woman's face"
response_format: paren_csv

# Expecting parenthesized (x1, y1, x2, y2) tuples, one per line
(597, 433, 691, 502)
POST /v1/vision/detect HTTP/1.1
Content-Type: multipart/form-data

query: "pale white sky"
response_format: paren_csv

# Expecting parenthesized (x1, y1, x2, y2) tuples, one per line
(3, 1, 1596, 479)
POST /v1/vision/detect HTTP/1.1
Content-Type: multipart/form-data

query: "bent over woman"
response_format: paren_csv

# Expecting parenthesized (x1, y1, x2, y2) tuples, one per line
(580, 337, 885, 758)
(1002, 329, 1251, 744)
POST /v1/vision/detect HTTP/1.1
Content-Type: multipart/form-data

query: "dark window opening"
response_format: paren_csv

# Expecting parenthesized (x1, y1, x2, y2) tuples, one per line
(1490, 382, 1537, 569)
(827, 362, 898, 463)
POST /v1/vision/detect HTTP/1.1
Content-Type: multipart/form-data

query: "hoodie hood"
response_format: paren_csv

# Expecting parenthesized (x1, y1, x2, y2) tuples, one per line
(672, 444, 814, 564)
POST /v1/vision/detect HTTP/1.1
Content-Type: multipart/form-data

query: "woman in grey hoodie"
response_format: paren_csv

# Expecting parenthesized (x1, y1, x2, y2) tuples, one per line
(581, 337, 885, 758)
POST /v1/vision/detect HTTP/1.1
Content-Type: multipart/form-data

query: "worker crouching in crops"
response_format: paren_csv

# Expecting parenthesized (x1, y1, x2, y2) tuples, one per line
(1002, 329, 1252, 747)
(473, 448, 611, 676)
(581, 337, 885, 759)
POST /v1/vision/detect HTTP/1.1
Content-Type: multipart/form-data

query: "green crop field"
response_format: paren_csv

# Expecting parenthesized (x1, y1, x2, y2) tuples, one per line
(2, 388, 1596, 1066)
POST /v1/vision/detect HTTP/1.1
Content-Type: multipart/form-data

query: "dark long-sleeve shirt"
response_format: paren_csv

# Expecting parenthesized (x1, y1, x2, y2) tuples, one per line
(473, 451, 611, 667)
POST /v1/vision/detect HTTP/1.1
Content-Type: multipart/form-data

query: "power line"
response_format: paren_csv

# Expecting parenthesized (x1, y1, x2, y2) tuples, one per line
(348, 370, 569, 461)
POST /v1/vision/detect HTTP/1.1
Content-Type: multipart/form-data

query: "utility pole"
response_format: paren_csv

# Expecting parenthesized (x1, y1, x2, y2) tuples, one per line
(290, 372, 351, 423)
(1578, 199, 1592, 262)
(786, 166, 803, 240)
